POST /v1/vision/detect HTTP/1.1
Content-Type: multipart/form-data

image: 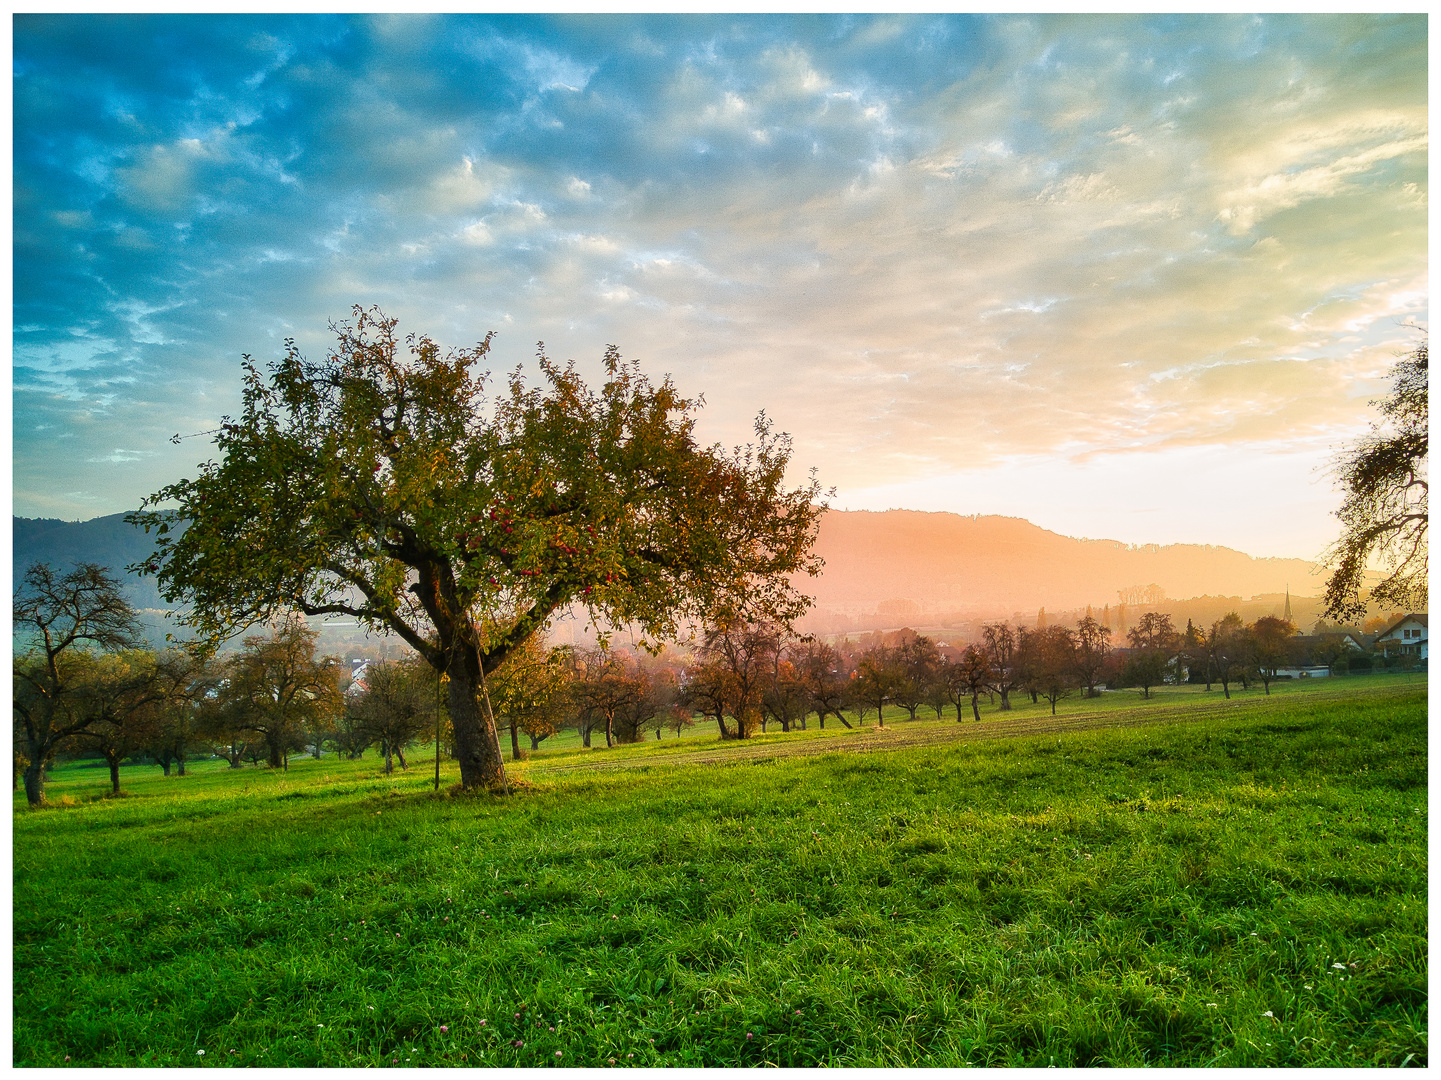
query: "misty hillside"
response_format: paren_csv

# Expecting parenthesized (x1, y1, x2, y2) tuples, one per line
(14, 510, 1326, 642)
(803, 510, 1324, 615)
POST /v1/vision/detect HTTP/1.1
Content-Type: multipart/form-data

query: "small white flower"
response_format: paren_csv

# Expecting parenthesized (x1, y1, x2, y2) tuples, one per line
(197, 1050, 205, 1057)
(1262, 1011, 1273, 1018)
(1332, 962, 1346, 969)
(1206, 1003, 1217, 1008)
(1304, 984, 1313, 990)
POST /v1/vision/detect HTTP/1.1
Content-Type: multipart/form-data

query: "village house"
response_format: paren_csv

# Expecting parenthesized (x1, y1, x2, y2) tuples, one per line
(1375, 614, 1428, 662)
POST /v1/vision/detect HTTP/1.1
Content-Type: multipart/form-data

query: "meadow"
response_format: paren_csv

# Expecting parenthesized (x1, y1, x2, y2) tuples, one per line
(13, 674, 1427, 1067)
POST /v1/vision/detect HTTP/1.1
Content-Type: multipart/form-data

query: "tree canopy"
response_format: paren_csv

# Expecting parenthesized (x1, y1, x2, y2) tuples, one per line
(131, 307, 825, 790)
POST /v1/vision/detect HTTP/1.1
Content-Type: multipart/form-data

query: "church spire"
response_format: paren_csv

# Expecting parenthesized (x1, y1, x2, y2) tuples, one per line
(1283, 585, 1292, 624)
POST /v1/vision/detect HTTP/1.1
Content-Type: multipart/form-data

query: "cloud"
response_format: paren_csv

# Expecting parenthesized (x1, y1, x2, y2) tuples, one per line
(11, 14, 1427, 557)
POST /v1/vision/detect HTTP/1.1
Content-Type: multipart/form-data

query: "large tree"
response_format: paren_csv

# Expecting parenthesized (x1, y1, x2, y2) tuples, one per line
(132, 308, 824, 791)
(1322, 340, 1427, 620)
(13, 563, 145, 807)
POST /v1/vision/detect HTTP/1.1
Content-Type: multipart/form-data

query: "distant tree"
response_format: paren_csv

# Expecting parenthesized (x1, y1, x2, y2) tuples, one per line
(12, 562, 144, 807)
(1207, 613, 1251, 700)
(489, 637, 572, 759)
(1123, 613, 1180, 699)
(571, 648, 646, 748)
(225, 616, 344, 770)
(760, 637, 809, 733)
(1250, 615, 1296, 694)
(853, 644, 905, 728)
(350, 657, 433, 773)
(891, 635, 942, 721)
(953, 646, 995, 723)
(687, 617, 776, 740)
(1032, 625, 1079, 715)
(1073, 615, 1112, 697)
(677, 655, 734, 742)
(1322, 339, 1427, 620)
(132, 307, 824, 793)
(144, 654, 208, 777)
(1014, 626, 1044, 705)
(981, 624, 1020, 710)
(791, 638, 853, 729)
(72, 650, 171, 795)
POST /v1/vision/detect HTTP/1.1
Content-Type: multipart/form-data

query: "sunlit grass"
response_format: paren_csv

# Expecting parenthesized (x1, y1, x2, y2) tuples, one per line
(13, 675, 1426, 1066)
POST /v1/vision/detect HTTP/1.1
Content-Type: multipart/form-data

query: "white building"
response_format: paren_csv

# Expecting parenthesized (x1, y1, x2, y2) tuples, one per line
(1375, 614, 1428, 661)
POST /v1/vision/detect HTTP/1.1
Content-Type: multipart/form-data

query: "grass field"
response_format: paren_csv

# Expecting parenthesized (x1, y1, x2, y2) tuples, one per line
(13, 674, 1427, 1066)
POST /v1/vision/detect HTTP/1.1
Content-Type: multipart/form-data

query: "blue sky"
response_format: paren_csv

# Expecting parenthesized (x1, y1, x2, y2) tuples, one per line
(13, 14, 1427, 559)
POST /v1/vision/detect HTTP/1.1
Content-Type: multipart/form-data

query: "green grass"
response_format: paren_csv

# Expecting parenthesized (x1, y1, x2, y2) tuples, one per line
(14, 675, 1427, 1066)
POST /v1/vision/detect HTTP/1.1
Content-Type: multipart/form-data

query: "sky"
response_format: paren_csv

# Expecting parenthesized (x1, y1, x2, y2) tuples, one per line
(12, 14, 1428, 561)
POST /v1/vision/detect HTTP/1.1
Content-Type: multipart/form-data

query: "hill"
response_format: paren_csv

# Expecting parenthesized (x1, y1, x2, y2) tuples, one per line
(14, 510, 1328, 643)
(800, 509, 1324, 626)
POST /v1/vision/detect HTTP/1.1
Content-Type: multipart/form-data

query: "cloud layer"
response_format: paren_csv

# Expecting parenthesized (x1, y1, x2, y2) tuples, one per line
(13, 15, 1426, 557)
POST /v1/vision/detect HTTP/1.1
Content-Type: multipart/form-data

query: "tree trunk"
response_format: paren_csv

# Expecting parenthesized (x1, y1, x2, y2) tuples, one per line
(395, 745, 408, 769)
(998, 687, 1011, 710)
(383, 740, 394, 774)
(23, 758, 46, 807)
(108, 756, 122, 795)
(510, 718, 522, 761)
(971, 695, 982, 723)
(446, 653, 508, 791)
(604, 714, 614, 748)
(581, 724, 592, 748)
(655, 729, 662, 740)
(160, 760, 172, 777)
(177, 752, 186, 777)
(267, 737, 283, 769)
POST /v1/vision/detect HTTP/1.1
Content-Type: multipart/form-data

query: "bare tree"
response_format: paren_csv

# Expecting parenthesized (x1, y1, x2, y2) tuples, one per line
(12, 563, 144, 806)
(1322, 340, 1427, 619)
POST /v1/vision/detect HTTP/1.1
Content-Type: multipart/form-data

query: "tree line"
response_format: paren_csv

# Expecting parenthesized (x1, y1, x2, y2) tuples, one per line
(18, 558, 1325, 807)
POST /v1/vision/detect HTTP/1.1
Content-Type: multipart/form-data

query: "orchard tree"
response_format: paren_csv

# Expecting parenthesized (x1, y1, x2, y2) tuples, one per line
(954, 645, 995, 723)
(1073, 615, 1112, 697)
(488, 636, 572, 759)
(1124, 612, 1179, 699)
(13, 563, 144, 807)
(224, 616, 343, 770)
(131, 308, 824, 792)
(981, 623, 1020, 710)
(1032, 625, 1078, 715)
(351, 657, 434, 773)
(1250, 615, 1296, 694)
(792, 638, 853, 729)
(1207, 613, 1251, 700)
(571, 648, 646, 748)
(853, 644, 902, 728)
(891, 634, 942, 722)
